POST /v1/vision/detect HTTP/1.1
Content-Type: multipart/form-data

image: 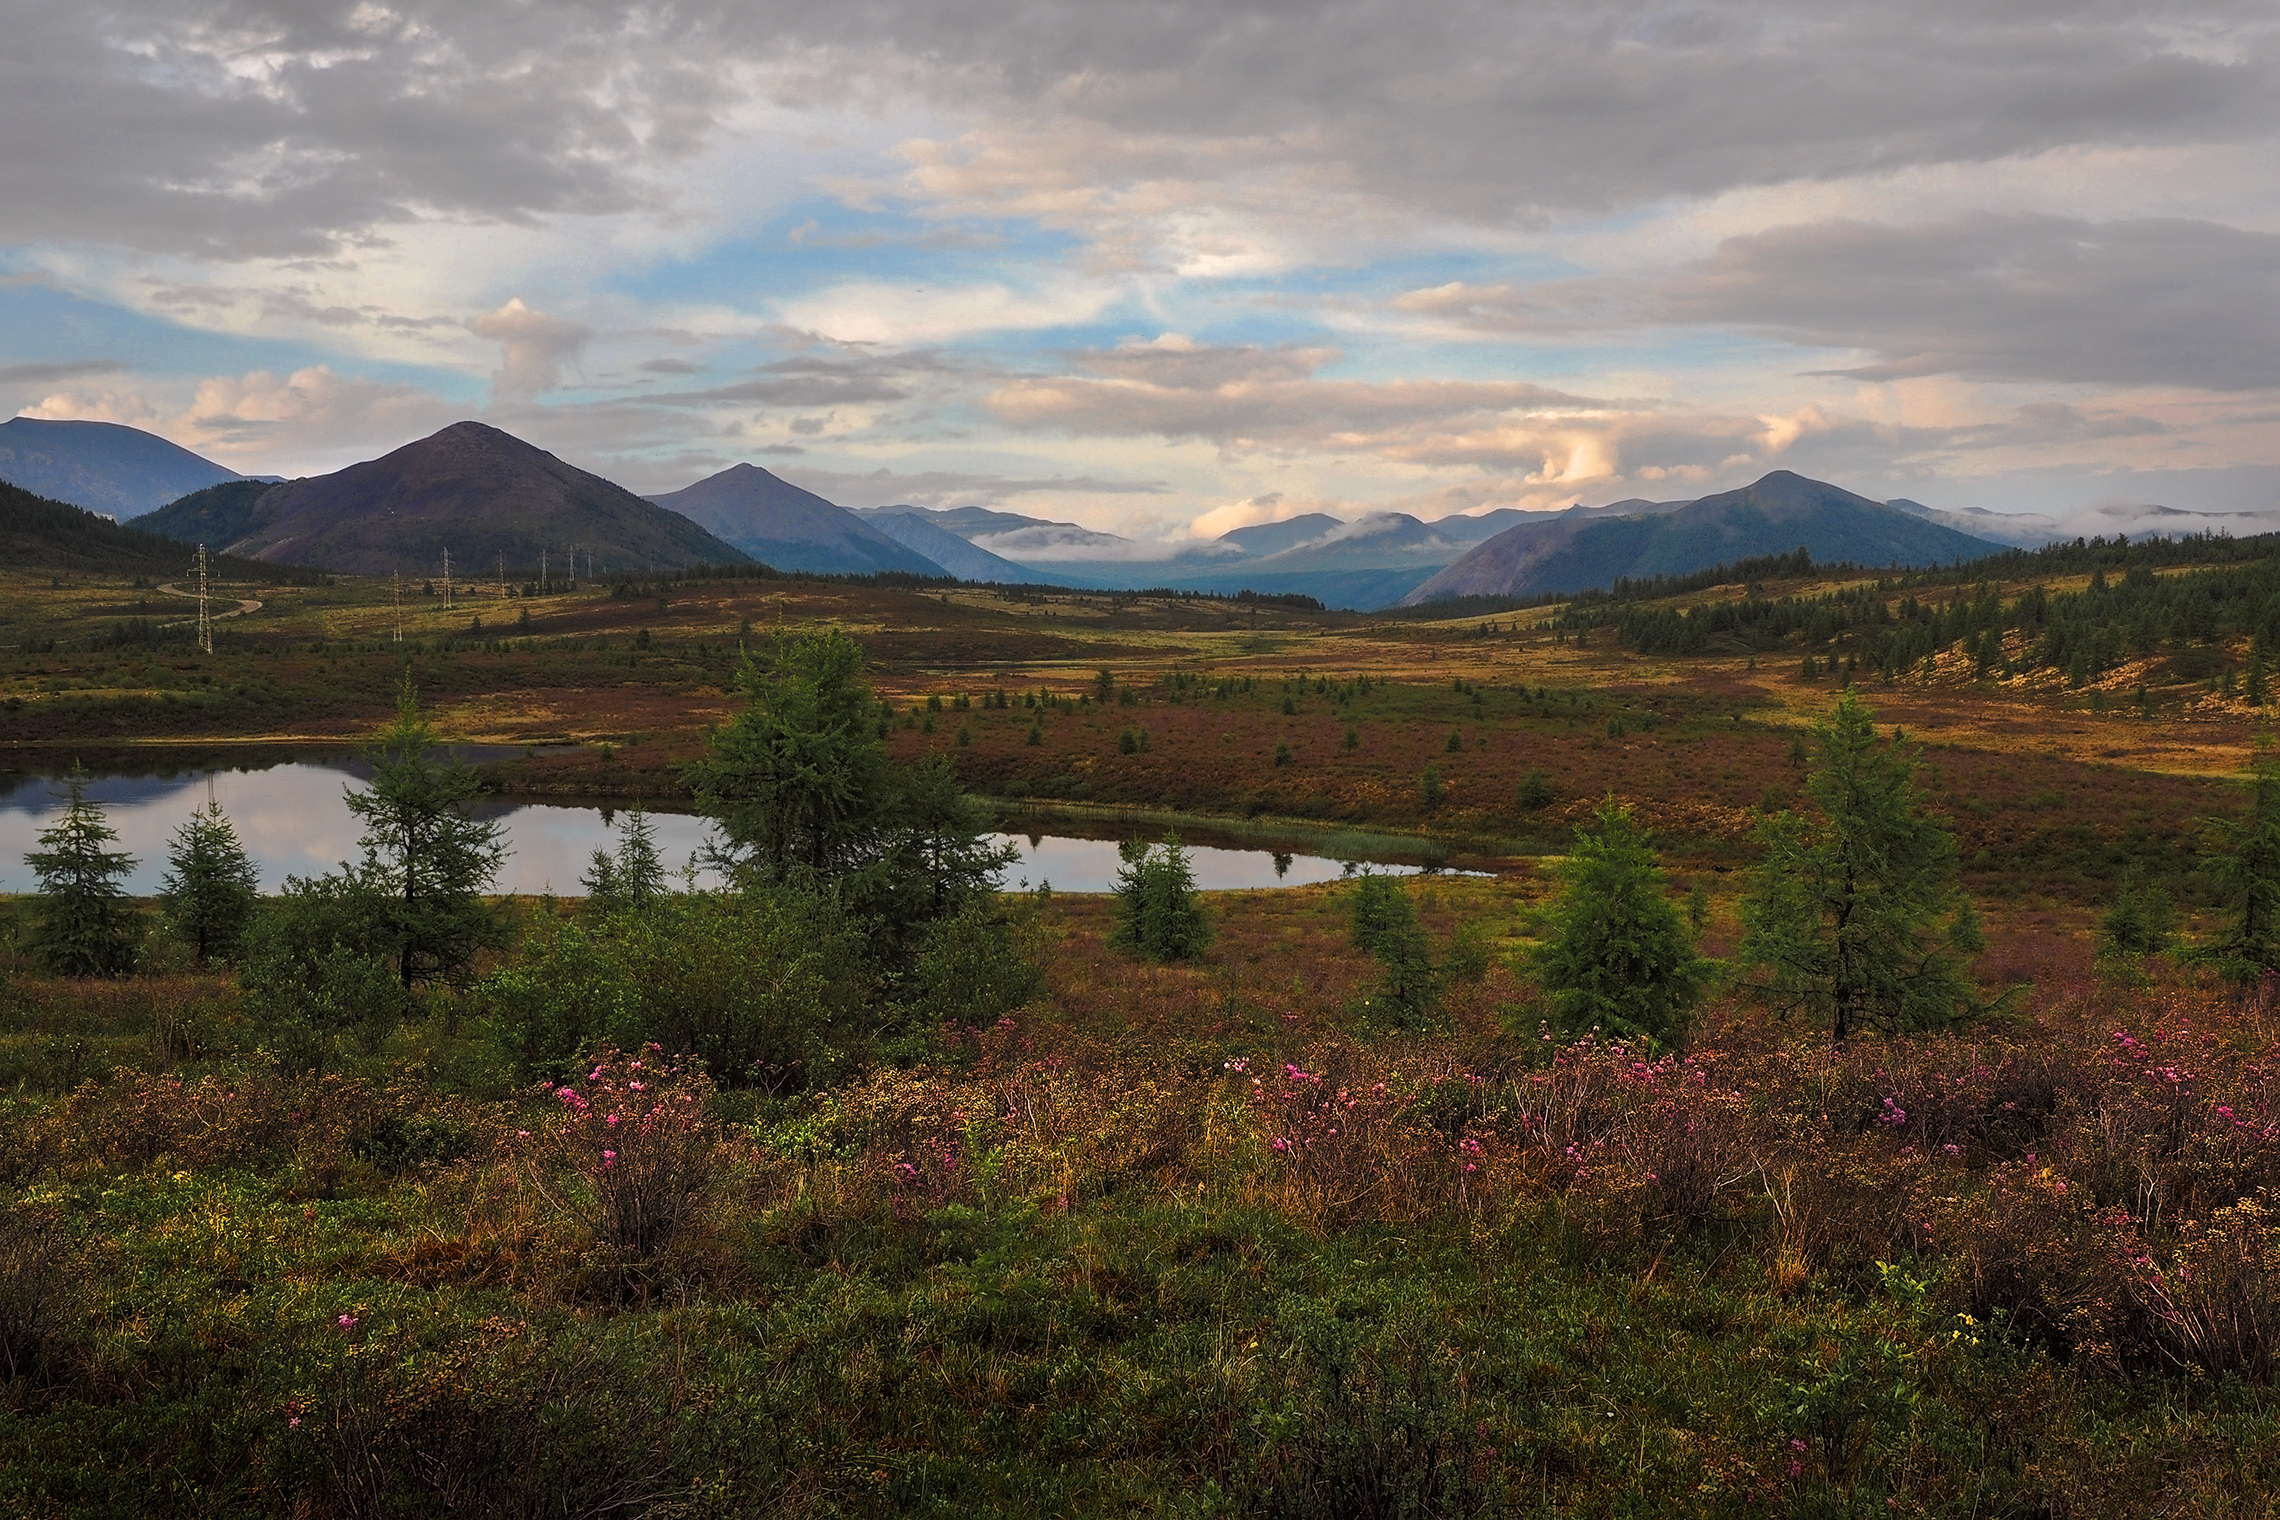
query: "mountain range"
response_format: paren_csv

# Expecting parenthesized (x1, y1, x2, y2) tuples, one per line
(0, 417, 244, 520)
(646, 465, 946, 578)
(138, 422, 750, 576)
(1400, 471, 2000, 605)
(19, 413, 2088, 605)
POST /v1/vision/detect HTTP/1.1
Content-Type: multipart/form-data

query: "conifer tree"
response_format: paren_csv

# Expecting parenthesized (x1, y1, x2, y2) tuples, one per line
(1109, 832, 1211, 961)
(24, 764, 141, 977)
(2200, 738, 2280, 976)
(160, 799, 261, 966)
(1348, 873, 1438, 1026)
(346, 677, 507, 988)
(1532, 800, 1711, 1047)
(1739, 690, 1982, 1046)
(689, 626, 1011, 965)
(582, 804, 666, 915)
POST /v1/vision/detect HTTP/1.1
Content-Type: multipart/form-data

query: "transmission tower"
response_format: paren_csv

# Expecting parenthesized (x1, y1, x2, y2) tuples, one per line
(442, 548, 453, 611)
(392, 571, 403, 642)
(497, 551, 505, 600)
(193, 544, 213, 654)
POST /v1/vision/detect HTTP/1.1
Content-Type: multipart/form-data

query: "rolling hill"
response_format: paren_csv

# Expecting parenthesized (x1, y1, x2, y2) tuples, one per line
(0, 417, 242, 519)
(138, 422, 749, 576)
(0, 476, 290, 579)
(1401, 471, 2002, 605)
(648, 466, 949, 578)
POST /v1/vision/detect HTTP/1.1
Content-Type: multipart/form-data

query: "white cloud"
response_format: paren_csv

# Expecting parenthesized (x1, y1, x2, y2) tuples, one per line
(775, 276, 1121, 346)
(466, 298, 593, 401)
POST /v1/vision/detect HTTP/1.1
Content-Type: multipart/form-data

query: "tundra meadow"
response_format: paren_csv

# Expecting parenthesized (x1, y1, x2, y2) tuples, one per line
(8, 555, 2280, 1516)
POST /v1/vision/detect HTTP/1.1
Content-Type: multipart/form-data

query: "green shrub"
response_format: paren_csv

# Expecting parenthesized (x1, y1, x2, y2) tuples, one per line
(483, 890, 858, 1091)
(2100, 877, 2176, 959)
(906, 894, 1047, 1030)
(239, 877, 418, 1065)
(1516, 768, 1554, 811)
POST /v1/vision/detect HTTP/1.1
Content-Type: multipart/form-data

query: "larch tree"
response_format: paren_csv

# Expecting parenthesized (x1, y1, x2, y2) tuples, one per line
(2199, 737, 2280, 977)
(1739, 690, 1983, 1046)
(687, 624, 1012, 969)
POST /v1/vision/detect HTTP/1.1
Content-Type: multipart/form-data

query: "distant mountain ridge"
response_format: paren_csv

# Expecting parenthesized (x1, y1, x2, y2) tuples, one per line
(648, 465, 950, 578)
(138, 421, 749, 575)
(864, 509, 1054, 583)
(0, 417, 241, 519)
(1402, 471, 2003, 605)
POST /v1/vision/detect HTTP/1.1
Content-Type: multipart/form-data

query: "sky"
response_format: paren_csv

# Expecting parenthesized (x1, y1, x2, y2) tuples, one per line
(3, 0, 2277, 551)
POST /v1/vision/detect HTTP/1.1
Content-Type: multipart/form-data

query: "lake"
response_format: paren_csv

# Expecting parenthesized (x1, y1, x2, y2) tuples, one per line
(0, 761, 1453, 895)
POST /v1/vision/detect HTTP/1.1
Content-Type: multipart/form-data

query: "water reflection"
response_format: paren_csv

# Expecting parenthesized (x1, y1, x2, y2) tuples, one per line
(0, 763, 1454, 896)
(0, 762, 721, 897)
(988, 833, 1430, 893)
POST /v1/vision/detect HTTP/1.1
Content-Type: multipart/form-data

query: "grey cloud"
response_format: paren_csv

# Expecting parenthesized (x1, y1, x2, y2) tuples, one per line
(990, 339, 1614, 449)
(639, 358, 704, 375)
(0, 359, 128, 385)
(0, 0, 733, 260)
(146, 282, 458, 333)
(646, 376, 908, 407)
(990, 347, 1616, 452)
(774, 465, 1170, 509)
(1065, 338, 1338, 388)
(794, 0, 2279, 220)
(7, 1, 2275, 260)
(1670, 214, 2280, 390)
(1413, 214, 2280, 391)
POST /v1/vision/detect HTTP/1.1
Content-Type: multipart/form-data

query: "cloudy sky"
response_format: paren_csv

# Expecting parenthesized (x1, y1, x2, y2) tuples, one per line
(4, 0, 2277, 545)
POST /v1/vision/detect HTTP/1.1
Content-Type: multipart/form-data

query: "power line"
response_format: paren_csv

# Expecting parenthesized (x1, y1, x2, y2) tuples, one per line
(193, 543, 212, 654)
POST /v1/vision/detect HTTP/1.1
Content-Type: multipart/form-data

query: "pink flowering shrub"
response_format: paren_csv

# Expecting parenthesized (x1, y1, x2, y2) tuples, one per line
(524, 1047, 719, 1260)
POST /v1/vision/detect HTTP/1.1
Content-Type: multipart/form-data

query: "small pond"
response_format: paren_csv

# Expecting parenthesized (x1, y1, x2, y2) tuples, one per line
(0, 762, 1459, 896)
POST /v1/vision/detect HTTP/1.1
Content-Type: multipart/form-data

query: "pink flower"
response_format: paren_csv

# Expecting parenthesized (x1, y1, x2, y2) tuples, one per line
(336, 1314, 357, 1330)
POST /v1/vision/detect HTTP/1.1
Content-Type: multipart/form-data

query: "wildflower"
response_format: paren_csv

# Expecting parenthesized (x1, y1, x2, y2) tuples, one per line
(601, 1149, 617, 1165)
(336, 1314, 357, 1330)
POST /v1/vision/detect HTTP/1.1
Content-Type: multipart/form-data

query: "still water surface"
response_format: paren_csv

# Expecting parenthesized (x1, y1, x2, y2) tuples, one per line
(0, 762, 1435, 895)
